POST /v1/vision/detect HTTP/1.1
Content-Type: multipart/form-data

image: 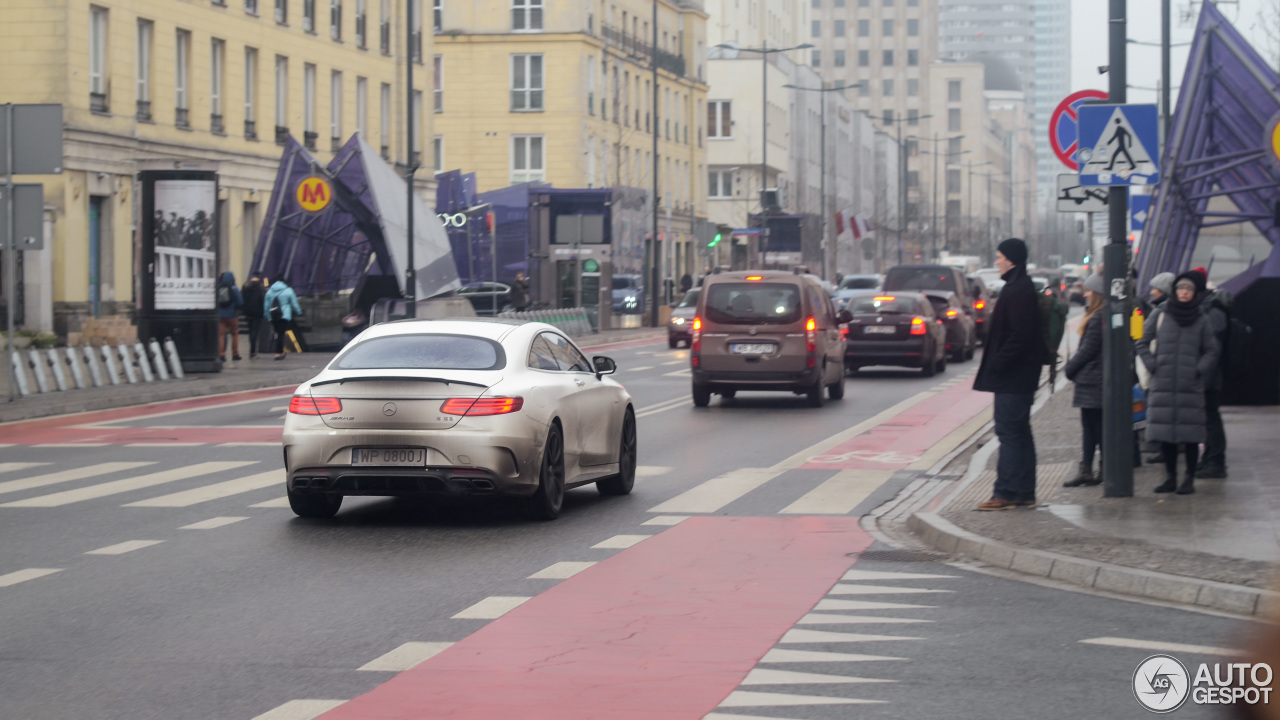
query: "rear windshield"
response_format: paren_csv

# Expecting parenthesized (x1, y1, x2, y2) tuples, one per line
(676, 288, 700, 308)
(612, 277, 638, 290)
(335, 334, 505, 370)
(840, 277, 880, 290)
(850, 296, 916, 314)
(704, 282, 803, 325)
(884, 268, 957, 293)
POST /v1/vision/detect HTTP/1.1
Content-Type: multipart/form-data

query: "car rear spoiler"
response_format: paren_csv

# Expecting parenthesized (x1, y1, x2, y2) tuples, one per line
(311, 376, 489, 389)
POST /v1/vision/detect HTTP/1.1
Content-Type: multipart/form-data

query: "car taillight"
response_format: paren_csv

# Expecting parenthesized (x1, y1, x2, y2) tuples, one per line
(691, 316, 702, 367)
(440, 397, 524, 416)
(289, 396, 342, 415)
(946, 309, 959, 318)
(910, 317, 927, 335)
(974, 300, 985, 310)
(841, 327, 848, 338)
(805, 316, 817, 367)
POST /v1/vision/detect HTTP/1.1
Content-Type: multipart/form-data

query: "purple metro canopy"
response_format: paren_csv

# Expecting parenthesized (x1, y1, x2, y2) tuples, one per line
(1139, 0, 1280, 295)
(252, 134, 460, 299)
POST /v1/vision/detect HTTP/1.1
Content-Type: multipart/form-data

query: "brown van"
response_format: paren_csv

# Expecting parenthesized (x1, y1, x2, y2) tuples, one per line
(690, 270, 852, 407)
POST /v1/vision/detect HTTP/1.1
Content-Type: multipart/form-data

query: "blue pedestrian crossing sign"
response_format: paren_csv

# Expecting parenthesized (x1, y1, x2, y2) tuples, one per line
(1130, 194, 1152, 232)
(1077, 104, 1160, 186)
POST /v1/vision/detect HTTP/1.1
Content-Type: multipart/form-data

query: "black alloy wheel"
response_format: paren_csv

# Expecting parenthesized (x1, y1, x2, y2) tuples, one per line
(287, 487, 343, 518)
(527, 423, 566, 520)
(597, 408, 637, 496)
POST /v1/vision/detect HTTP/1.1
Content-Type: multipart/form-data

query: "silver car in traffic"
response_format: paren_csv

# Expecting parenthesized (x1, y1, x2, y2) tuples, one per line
(282, 319, 636, 520)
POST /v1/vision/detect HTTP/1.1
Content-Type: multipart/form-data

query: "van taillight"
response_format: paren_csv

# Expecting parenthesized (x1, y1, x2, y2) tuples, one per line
(805, 316, 817, 367)
(691, 316, 702, 367)
(974, 300, 986, 310)
(946, 309, 959, 318)
(289, 396, 342, 415)
(910, 317, 927, 335)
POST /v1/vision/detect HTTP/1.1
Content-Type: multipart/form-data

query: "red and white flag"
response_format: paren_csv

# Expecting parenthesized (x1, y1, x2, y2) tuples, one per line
(834, 211, 846, 235)
(850, 214, 873, 240)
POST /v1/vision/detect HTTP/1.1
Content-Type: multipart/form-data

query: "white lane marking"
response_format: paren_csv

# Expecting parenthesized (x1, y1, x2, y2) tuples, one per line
(452, 596, 532, 619)
(251, 497, 291, 508)
(760, 649, 907, 663)
(85, 540, 164, 555)
(662, 369, 691, 377)
(31, 443, 110, 447)
(635, 466, 672, 477)
(648, 468, 777, 514)
(3, 461, 257, 507)
(718, 691, 885, 707)
(635, 396, 690, 418)
(641, 515, 689, 526)
(358, 641, 454, 671)
(815, 599, 936, 612)
(124, 443, 206, 447)
(125, 470, 284, 507)
(826, 584, 953, 596)
(796, 614, 934, 625)
(528, 561, 596, 579)
(780, 629, 924, 643)
(742, 669, 896, 685)
(73, 394, 292, 428)
(1079, 637, 1238, 657)
(591, 534, 651, 549)
(0, 463, 49, 474)
(780, 469, 894, 515)
(0, 462, 154, 497)
(625, 365, 654, 372)
(842, 570, 958, 581)
(661, 359, 685, 366)
(250, 699, 348, 720)
(703, 714, 802, 720)
(269, 406, 286, 413)
(0, 568, 63, 587)
(218, 442, 282, 447)
(180, 516, 250, 530)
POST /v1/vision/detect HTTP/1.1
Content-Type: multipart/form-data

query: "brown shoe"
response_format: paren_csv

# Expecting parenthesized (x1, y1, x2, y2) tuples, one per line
(1013, 500, 1038, 508)
(976, 497, 1018, 511)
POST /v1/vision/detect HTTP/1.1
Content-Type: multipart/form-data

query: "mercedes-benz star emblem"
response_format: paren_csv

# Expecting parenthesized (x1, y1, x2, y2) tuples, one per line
(748, 327, 758, 336)
(382, 402, 398, 416)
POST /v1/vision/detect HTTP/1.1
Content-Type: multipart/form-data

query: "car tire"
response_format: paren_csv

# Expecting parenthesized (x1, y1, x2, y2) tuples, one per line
(597, 408, 636, 497)
(692, 383, 711, 408)
(951, 343, 965, 363)
(936, 351, 947, 374)
(287, 488, 342, 519)
(921, 344, 936, 377)
(668, 337, 679, 349)
(526, 423, 566, 521)
(828, 371, 845, 400)
(806, 376, 825, 408)
(965, 334, 976, 360)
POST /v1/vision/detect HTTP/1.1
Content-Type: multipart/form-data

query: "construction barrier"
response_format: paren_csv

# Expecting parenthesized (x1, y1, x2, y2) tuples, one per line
(497, 307, 597, 338)
(6, 337, 185, 398)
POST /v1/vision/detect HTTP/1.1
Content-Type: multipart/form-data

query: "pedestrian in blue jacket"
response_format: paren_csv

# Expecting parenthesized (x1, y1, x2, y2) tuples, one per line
(263, 275, 303, 360)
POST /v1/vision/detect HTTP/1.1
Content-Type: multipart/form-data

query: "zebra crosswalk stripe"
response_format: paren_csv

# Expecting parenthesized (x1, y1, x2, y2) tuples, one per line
(0, 462, 154, 497)
(124, 470, 284, 507)
(1, 461, 257, 507)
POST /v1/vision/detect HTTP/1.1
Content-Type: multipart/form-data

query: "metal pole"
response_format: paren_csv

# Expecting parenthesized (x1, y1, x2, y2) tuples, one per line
(650, 0, 659, 327)
(897, 120, 904, 265)
(5, 104, 14, 402)
(1103, 0, 1132, 497)
(1161, 0, 1171, 139)
(966, 163, 973, 254)
(986, 172, 992, 261)
(759, 46, 768, 271)
(404, 0, 416, 317)
(820, 90, 827, 279)
(932, 132, 939, 263)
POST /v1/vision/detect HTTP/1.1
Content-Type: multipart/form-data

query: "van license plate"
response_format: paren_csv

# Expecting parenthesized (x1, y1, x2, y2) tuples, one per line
(732, 343, 775, 355)
(352, 449, 426, 466)
(864, 326, 897, 334)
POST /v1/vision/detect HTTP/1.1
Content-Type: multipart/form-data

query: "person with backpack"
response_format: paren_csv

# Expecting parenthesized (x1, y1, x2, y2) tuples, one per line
(215, 270, 244, 362)
(973, 238, 1043, 510)
(263, 274, 303, 361)
(1136, 271, 1219, 495)
(1062, 273, 1107, 487)
(241, 271, 267, 359)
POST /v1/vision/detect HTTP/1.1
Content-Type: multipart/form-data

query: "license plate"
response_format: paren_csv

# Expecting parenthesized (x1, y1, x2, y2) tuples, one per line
(732, 343, 775, 355)
(352, 448, 426, 466)
(864, 326, 897, 334)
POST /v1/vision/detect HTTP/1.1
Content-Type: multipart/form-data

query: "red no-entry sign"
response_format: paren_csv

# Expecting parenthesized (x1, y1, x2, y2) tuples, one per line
(1050, 89, 1109, 171)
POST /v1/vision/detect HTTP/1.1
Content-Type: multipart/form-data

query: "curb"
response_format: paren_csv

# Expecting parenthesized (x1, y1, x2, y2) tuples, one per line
(907, 510, 1278, 617)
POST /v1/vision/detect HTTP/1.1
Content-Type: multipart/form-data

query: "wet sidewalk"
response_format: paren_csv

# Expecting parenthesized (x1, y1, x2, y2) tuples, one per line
(0, 327, 665, 424)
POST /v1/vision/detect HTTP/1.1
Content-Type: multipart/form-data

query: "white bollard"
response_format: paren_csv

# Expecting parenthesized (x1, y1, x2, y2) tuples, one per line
(117, 344, 138, 384)
(163, 337, 184, 379)
(65, 347, 88, 389)
(133, 341, 155, 383)
(27, 350, 51, 393)
(9, 351, 32, 396)
(45, 349, 68, 391)
(82, 346, 105, 388)
(148, 338, 170, 381)
(99, 344, 122, 386)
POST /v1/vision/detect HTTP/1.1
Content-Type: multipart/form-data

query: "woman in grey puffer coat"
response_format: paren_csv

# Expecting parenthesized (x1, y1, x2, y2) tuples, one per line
(1062, 273, 1106, 487)
(1135, 271, 1219, 494)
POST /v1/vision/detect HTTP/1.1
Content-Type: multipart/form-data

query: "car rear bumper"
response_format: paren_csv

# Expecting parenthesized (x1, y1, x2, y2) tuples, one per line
(287, 465, 527, 497)
(846, 339, 929, 368)
(692, 366, 822, 390)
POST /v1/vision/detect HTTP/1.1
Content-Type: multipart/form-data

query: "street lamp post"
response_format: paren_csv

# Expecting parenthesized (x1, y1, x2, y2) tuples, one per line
(404, 0, 417, 317)
(715, 42, 811, 270)
(960, 160, 989, 255)
(784, 81, 861, 281)
(912, 133, 963, 263)
(875, 114, 930, 265)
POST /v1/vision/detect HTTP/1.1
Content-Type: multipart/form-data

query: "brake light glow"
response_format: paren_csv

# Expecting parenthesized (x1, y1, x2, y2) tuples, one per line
(805, 316, 817, 367)
(691, 316, 702, 366)
(974, 300, 986, 310)
(289, 396, 343, 415)
(806, 317, 817, 332)
(439, 397, 524, 416)
(946, 309, 959, 318)
(745, 275, 763, 281)
(873, 296, 896, 302)
(910, 317, 927, 335)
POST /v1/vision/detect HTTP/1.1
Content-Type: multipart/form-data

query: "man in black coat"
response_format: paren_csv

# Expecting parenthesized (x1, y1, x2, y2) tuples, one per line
(973, 238, 1043, 510)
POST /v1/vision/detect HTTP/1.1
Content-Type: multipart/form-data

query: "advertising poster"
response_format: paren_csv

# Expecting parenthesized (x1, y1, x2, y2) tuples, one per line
(153, 179, 217, 310)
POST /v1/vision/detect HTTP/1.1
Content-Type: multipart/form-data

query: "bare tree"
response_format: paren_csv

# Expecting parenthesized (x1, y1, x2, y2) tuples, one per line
(1251, 0, 1280, 69)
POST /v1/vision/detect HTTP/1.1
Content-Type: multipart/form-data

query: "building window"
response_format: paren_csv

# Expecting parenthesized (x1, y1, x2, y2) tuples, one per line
(380, 0, 391, 52)
(304, 63, 317, 148)
(707, 100, 731, 138)
(907, 170, 918, 188)
(859, 83, 869, 97)
(948, 136, 962, 154)
(510, 54, 544, 111)
(330, 70, 342, 148)
(811, 20, 820, 37)
(330, 0, 342, 39)
(883, 109, 894, 124)
(834, 0, 844, 6)
(859, 0, 868, 5)
(275, 0, 287, 23)
(512, 0, 543, 31)
(811, 50, 820, 67)
(587, 56, 596, 115)
(947, 169, 960, 193)
(380, 82, 391, 156)
(908, 18, 918, 36)
(90, 7, 109, 112)
(412, 0, 423, 61)
(210, 39, 225, 133)
(906, 139, 918, 156)
(948, 80, 961, 102)
(355, 0, 366, 46)
(356, 76, 367, 135)
(241, 48, 257, 139)
(246, 0, 259, 14)
(858, 50, 869, 67)
(946, 199, 960, 219)
(708, 169, 733, 198)
(882, 79, 893, 96)
(175, 30, 190, 126)
(834, 20, 845, 37)
(907, 78, 918, 96)
(136, 20, 152, 120)
(412, 90, 422, 161)
(511, 135, 545, 183)
(811, 0, 819, 6)
(857, 19, 868, 36)
(908, 108, 919, 125)
(434, 135, 443, 173)
(433, 55, 443, 112)
(883, 49, 893, 66)
(275, 56, 288, 143)
(834, 50, 845, 67)
(303, 0, 315, 31)
(434, 0, 442, 32)
(883, 19, 893, 35)
(908, 49, 918, 66)
(948, 107, 961, 131)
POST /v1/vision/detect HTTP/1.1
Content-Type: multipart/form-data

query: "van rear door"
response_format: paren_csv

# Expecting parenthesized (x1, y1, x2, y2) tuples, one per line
(698, 281, 807, 373)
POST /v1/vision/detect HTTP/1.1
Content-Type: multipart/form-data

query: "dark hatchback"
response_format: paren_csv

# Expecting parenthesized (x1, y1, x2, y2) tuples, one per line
(844, 292, 948, 376)
(922, 290, 977, 362)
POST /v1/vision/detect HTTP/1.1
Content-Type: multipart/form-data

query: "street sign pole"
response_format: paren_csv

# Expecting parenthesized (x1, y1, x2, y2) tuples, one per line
(5, 104, 14, 402)
(1103, 0, 1133, 497)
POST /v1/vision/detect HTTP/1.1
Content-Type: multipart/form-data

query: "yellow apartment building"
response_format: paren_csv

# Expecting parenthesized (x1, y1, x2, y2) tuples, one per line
(432, 0, 710, 280)
(0, 0, 434, 339)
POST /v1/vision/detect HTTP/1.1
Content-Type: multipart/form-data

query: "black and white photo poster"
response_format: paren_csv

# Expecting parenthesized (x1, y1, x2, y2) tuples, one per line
(153, 179, 217, 310)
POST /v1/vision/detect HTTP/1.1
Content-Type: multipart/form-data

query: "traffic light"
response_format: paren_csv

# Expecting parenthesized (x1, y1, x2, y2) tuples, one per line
(710, 224, 732, 248)
(709, 231, 721, 248)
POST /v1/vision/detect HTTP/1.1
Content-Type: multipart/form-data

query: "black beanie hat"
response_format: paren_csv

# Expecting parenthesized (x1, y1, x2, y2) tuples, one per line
(1174, 270, 1206, 295)
(996, 238, 1028, 267)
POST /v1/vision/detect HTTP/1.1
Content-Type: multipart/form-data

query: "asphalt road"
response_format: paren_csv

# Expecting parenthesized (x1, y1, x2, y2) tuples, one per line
(0, 338, 1254, 719)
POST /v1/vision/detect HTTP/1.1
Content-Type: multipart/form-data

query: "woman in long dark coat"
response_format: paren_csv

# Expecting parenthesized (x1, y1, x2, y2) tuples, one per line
(1135, 271, 1219, 494)
(1062, 273, 1107, 487)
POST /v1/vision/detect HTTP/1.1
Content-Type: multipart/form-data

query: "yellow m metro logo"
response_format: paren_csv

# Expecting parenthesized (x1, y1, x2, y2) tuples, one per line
(296, 176, 332, 212)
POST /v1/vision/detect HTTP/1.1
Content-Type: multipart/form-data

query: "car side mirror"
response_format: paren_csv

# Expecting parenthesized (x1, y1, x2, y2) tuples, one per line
(836, 309, 853, 324)
(593, 356, 617, 379)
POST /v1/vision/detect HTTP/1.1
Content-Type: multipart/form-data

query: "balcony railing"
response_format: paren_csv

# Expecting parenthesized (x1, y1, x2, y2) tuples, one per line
(211, 113, 225, 134)
(245, 119, 257, 140)
(90, 92, 109, 113)
(599, 25, 685, 77)
(175, 107, 190, 128)
(304, 130, 318, 150)
(276, 125, 289, 145)
(136, 100, 152, 121)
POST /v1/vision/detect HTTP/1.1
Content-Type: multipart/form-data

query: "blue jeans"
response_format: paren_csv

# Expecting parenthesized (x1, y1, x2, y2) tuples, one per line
(992, 392, 1037, 502)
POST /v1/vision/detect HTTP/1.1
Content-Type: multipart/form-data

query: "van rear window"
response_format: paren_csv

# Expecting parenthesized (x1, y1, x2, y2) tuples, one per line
(884, 268, 957, 293)
(704, 283, 802, 325)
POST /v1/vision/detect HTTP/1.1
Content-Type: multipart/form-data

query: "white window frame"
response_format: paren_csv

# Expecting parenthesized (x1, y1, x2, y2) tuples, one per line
(433, 55, 443, 112)
(275, 0, 287, 23)
(304, 63, 316, 133)
(510, 53, 544, 112)
(433, 0, 442, 32)
(330, 70, 342, 140)
(355, 0, 367, 46)
(275, 56, 288, 127)
(330, 0, 342, 40)
(90, 7, 108, 96)
(355, 76, 367, 135)
(135, 20, 151, 103)
(707, 100, 731, 139)
(175, 30, 190, 111)
(303, 0, 316, 32)
(512, 0, 543, 31)
(210, 39, 225, 117)
(244, 48, 257, 123)
(511, 134, 545, 184)
(708, 168, 733, 199)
